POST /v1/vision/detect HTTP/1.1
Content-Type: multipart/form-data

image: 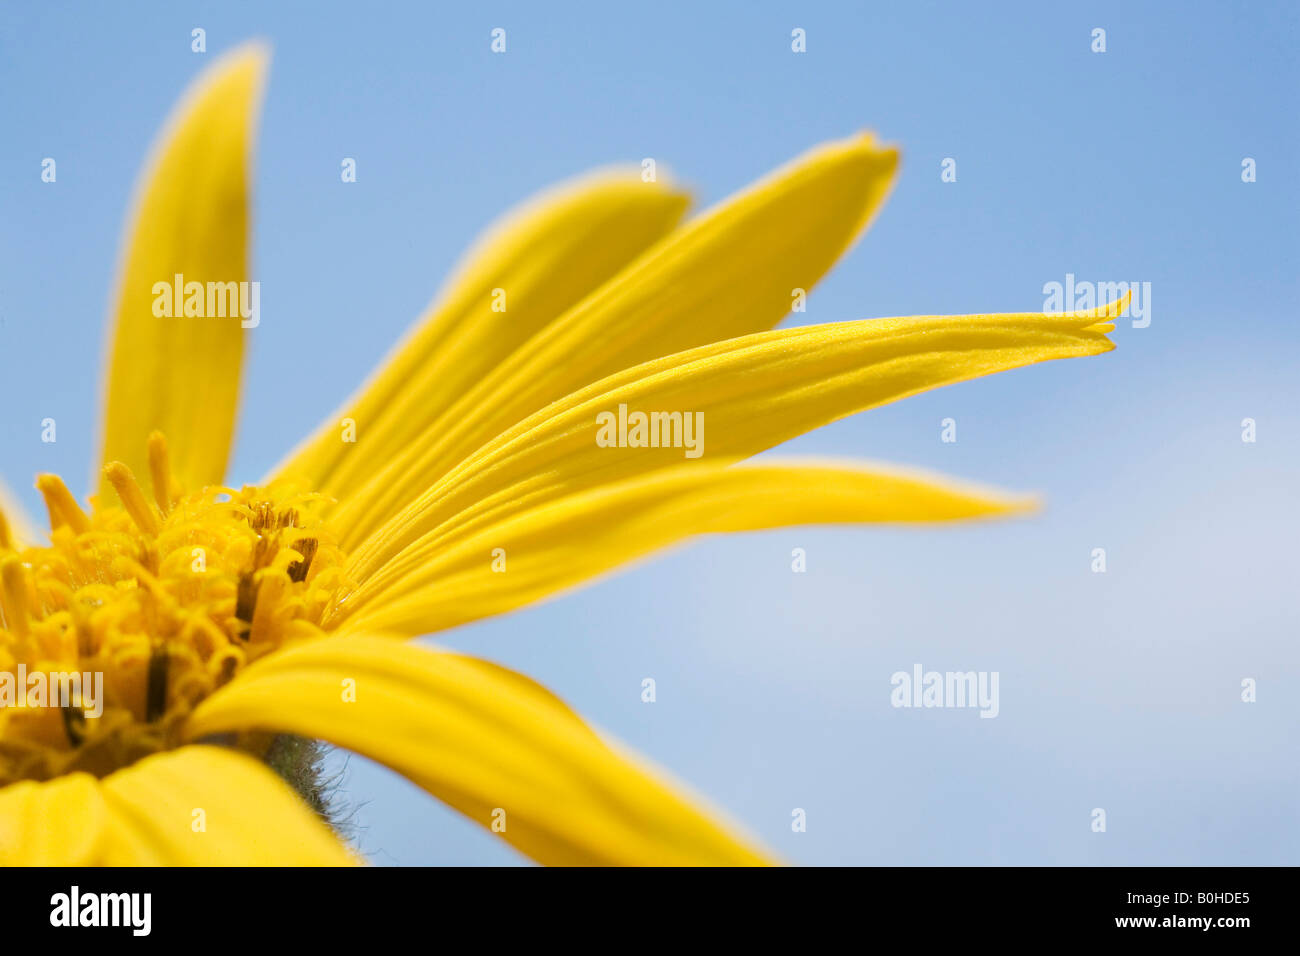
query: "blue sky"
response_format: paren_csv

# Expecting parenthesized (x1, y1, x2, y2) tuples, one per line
(1, 1, 1296, 864)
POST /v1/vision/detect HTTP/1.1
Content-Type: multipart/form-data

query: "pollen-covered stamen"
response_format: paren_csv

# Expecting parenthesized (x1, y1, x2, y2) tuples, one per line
(104, 462, 160, 536)
(36, 474, 91, 534)
(147, 431, 177, 514)
(250, 571, 286, 644)
(0, 437, 352, 786)
(0, 557, 30, 638)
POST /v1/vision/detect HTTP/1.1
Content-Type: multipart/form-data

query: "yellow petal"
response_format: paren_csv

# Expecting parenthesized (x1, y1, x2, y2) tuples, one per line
(335, 460, 1034, 635)
(96, 43, 268, 497)
(0, 773, 108, 865)
(271, 169, 691, 495)
(0, 746, 353, 865)
(346, 302, 1116, 589)
(326, 134, 899, 547)
(184, 635, 773, 866)
(97, 745, 355, 865)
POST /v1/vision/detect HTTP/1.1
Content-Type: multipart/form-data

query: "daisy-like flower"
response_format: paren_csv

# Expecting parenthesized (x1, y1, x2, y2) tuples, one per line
(0, 44, 1120, 866)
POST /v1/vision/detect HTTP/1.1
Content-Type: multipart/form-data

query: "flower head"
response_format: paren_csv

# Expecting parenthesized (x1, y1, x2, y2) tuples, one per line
(0, 45, 1119, 865)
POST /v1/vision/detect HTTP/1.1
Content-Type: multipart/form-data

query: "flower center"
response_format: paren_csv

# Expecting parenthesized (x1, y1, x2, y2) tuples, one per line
(0, 434, 347, 786)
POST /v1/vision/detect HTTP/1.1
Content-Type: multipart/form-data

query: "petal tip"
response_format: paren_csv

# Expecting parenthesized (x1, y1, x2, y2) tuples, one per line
(1004, 493, 1044, 517)
(222, 38, 272, 76)
(848, 130, 901, 166)
(191, 39, 272, 104)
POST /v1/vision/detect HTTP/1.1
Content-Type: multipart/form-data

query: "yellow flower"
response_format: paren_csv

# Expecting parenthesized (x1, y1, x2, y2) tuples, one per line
(0, 44, 1120, 866)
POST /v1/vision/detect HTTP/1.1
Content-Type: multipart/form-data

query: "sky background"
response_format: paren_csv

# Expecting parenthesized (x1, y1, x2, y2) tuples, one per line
(1, 1, 1296, 864)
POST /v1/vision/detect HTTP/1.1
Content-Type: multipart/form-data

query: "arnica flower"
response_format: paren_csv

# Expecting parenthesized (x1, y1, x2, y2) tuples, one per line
(0, 44, 1121, 866)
